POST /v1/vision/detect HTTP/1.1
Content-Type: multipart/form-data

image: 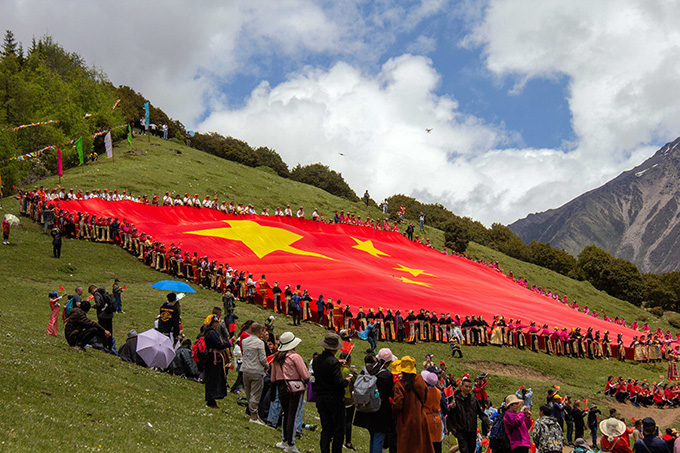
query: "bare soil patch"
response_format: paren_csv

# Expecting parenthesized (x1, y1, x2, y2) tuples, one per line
(462, 360, 565, 384)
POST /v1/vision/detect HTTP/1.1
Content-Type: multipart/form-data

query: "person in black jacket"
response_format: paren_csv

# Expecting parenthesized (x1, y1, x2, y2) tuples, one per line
(571, 400, 586, 440)
(449, 378, 490, 453)
(313, 333, 351, 453)
(51, 226, 62, 258)
(157, 292, 181, 342)
(64, 300, 110, 350)
(203, 315, 230, 408)
(171, 338, 200, 381)
(353, 348, 396, 453)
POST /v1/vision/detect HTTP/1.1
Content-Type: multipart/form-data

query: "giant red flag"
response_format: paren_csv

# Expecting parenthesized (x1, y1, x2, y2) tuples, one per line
(58, 199, 635, 339)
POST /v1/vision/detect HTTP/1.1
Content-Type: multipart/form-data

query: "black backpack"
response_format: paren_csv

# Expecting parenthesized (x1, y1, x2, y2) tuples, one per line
(488, 412, 512, 453)
(103, 292, 117, 313)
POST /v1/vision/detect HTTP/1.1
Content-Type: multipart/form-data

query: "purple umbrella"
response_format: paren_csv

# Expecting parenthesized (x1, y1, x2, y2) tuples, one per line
(135, 329, 176, 368)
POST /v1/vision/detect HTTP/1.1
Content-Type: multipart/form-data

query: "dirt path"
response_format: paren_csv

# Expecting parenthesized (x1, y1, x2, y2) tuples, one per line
(462, 360, 566, 384)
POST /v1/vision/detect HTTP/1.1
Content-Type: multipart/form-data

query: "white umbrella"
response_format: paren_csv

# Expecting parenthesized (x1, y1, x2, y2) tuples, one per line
(3, 214, 19, 227)
(135, 329, 176, 368)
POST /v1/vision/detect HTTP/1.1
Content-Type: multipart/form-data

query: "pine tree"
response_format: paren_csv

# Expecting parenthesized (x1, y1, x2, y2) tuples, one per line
(1, 30, 18, 58)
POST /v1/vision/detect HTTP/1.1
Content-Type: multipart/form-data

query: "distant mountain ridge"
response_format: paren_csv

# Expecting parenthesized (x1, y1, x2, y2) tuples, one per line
(509, 137, 680, 273)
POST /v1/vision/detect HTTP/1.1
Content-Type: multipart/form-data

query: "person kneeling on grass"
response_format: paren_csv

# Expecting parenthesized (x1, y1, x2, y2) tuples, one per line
(64, 300, 111, 352)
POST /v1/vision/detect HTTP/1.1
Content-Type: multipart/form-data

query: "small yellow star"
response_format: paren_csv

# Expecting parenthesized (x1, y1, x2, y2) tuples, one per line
(396, 276, 431, 287)
(393, 264, 435, 277)
(186, 220, 332, 260)
(350, 237, 390, 257)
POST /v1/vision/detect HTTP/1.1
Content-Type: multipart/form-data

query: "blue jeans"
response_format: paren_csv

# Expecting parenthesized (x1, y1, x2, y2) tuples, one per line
(268, 393, 282, 425)
(368, 336, 376, 352)
(115, 294, 123, 312)
(590, 424, 597, 446)
(419, 220, 425, 231)
(370, 432, 386, 453)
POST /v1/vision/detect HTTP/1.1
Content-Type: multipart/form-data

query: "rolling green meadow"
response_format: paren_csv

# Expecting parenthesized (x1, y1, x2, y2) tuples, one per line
(1, 135, 678, 451)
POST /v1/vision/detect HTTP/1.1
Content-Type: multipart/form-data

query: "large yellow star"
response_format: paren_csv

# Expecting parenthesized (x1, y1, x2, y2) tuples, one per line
(186, 220, 332, 260)
(396, 276, 432, 287)
(393, 263, 435, 277)
(350, 237, 389, 257)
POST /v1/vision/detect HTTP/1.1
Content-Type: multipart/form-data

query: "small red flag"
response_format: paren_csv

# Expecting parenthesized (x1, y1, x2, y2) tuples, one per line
(341, 341, 355, 355)
(122, 286, 127, 290)
(266, 354, 274, 364)
(58, 284, 65, 291)
(583, 399, 587, 404)
(87, 295, 94, 300)
(444, 386, 454, 397)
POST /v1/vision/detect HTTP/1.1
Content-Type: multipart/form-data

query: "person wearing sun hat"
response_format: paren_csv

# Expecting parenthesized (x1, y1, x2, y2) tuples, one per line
(503, 394, 532, 453)
(393, 356, 434, 452)
(313, 333, 352, 453)
(599, 416, 631, 453)
(270, 332, 309, 452)
(354, 348, 397, 452)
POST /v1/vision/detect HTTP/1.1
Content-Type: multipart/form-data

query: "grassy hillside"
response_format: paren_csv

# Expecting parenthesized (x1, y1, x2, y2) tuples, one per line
(467, 243, 675, 333)
(2, 135, 679, 451)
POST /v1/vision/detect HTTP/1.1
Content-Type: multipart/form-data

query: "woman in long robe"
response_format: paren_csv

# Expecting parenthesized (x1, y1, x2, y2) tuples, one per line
(204, 316, 231, 408)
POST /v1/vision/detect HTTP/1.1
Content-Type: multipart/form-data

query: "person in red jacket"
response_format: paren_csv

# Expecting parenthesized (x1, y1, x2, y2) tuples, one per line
(474, 374, 489, 407)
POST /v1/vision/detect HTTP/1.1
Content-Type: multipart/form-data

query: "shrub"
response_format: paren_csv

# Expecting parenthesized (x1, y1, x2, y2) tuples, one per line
(650, 306, 664, 317)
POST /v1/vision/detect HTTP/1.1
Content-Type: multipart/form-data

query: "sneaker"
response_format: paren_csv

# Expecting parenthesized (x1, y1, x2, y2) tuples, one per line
(249, 418, 266, 426)
(276, 441, 289, 450)
(284, 445, 300, 453)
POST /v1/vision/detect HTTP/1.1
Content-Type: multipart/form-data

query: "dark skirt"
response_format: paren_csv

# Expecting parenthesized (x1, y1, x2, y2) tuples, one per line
(204, 352, 227, 402)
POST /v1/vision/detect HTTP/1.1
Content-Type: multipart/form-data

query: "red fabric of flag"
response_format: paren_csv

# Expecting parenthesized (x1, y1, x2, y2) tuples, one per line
(341, 341, 355, 355)
(57, 199, 638, 339)
(444, 386, 454, 398)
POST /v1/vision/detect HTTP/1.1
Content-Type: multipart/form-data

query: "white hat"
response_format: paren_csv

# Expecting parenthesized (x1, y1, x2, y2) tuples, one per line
(600, 417, 626, 440)
(278, 332, 302, 352)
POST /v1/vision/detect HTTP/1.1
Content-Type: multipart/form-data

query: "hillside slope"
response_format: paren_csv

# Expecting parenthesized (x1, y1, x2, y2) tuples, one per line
(510, 137, 680, 273)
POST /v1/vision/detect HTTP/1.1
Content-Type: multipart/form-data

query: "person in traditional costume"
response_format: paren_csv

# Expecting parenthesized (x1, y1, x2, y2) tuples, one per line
(528, 322, 540, 352)
(514, 319, 527, 349)
(406, 310, 417, 344)
(489, 316, 505, 346)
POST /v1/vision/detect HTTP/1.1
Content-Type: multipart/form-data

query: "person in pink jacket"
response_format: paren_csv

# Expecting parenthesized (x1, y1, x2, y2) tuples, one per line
(503, 394, 533, 453)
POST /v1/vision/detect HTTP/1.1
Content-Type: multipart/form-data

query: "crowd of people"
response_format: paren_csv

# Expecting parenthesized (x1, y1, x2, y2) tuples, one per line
(24, 187, 680, 453)
(18, 186, 680, 366)
(605, 376, 680, 408)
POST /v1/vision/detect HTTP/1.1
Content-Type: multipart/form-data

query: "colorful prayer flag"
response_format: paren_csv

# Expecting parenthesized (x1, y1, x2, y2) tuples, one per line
(104, 131, 113, 159)
(75, 138, 83, 165)
(127, 124, 132, 147)
(144, 102, 150, 129)
(57, 146, 63, 177)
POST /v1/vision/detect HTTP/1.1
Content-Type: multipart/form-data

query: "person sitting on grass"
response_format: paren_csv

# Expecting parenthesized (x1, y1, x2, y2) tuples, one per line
(64, 300, 111, 352)
(171, 338, 200, 381)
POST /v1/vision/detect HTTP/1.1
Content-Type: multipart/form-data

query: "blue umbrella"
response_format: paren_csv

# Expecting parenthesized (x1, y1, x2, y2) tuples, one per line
(150, 280, 196, 293)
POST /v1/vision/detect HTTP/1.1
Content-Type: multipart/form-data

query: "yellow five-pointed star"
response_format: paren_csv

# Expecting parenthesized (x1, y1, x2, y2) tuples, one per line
(186, 220, 332, 260)
(350, 237, 389, 257)
(396, 276, 432, 287)
(393, 264, 435, 278)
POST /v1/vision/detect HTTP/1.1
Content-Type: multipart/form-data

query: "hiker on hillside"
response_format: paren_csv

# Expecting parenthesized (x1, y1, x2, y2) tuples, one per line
(449, 377, 490, 453)
(157, 292, 181, 343)
(532, 404, 564, 453)
(241, 322, 269, 424)
(572, 400, 586, 441)
(2, 216, 10, 244)
(353, 348, 396, 453)
(47, 292, 63, 336)
(112, 278, 124, 313)
(89, 285, 114, 350)
(340, 352, 357, 450)
(504, 394, 532, 453)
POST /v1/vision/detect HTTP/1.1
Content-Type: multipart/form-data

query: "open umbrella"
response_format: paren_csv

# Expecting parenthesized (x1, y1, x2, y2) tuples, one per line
(150, 280, 195, 293)
(135, 329, 176, 368)
(3, 214, 19, 227)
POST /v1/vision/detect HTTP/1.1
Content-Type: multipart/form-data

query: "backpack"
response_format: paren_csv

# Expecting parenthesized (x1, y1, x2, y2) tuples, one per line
(488, 412, 512, 453)
(103, 292, 117, 313)
(192, 335, 208, 365)
(352, 365, 382, 413)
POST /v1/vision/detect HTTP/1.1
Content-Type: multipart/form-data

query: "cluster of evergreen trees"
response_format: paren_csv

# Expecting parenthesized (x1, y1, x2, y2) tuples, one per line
(388, 194, 680, 312)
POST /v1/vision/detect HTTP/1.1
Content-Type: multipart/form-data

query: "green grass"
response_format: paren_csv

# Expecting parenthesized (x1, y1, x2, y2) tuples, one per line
(2, 135, 679, 451)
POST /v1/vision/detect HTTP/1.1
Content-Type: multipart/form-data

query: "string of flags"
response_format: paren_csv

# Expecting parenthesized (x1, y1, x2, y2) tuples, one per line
(0, 119, 60, 132)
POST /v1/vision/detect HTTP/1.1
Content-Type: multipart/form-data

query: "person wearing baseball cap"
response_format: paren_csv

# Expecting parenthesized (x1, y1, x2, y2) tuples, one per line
(313, 333, 351, 453)
(354, 347, 397, 451)
(633, 418, 668, 453)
